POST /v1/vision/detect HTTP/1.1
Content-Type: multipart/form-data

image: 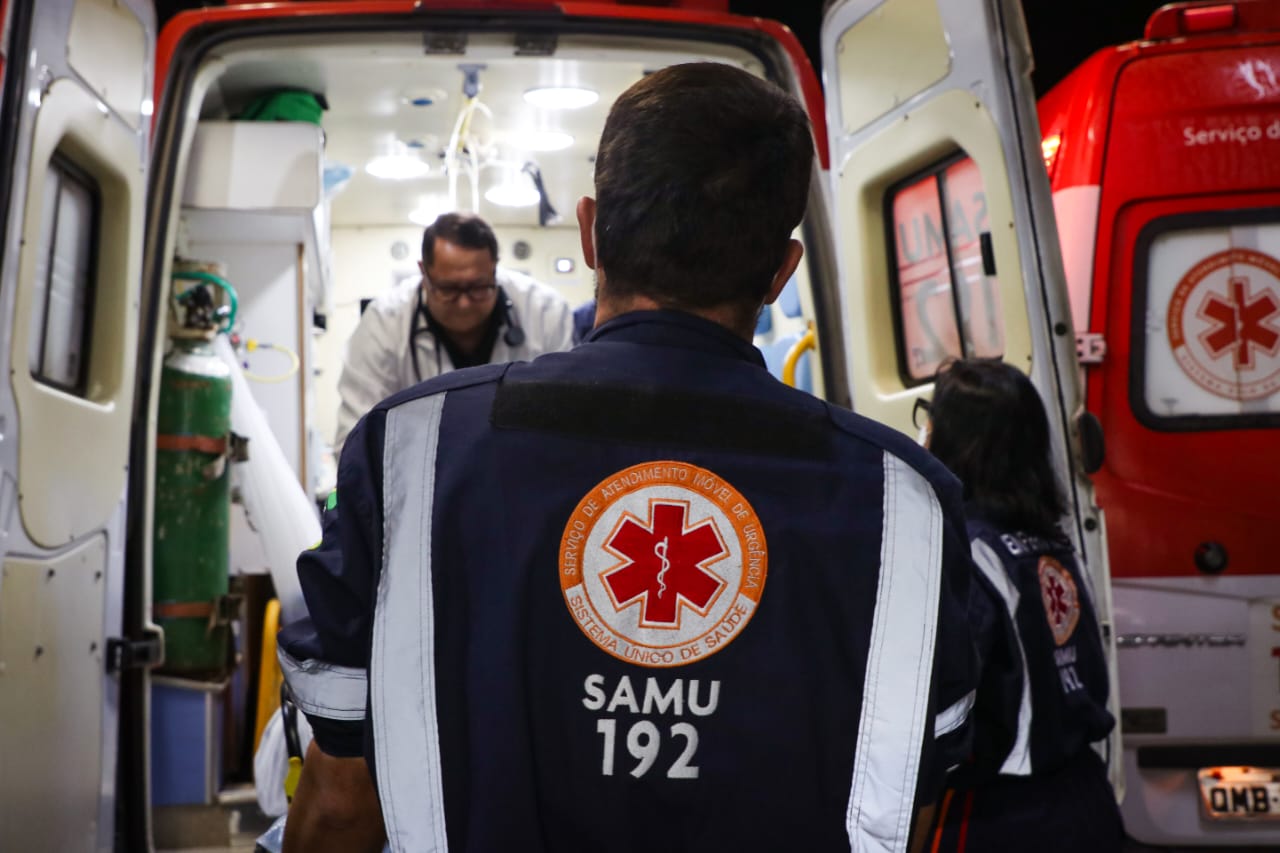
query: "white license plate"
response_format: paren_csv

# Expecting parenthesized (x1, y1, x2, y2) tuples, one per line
(1198, 766, 1280, 820)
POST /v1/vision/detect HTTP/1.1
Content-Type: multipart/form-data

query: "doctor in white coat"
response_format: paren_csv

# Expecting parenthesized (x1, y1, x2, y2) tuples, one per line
(334, 212, 574, 452)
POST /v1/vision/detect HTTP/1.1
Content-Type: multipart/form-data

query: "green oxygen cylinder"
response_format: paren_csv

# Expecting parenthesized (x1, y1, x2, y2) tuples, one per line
(153, 263, 234, 675)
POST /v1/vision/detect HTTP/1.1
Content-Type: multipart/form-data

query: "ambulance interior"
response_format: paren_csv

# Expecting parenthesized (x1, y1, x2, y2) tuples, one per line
(176, 30, 828, 500)
(150, 25, 832, 819)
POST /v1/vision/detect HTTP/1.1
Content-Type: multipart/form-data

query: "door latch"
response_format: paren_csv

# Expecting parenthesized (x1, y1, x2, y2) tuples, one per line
(106, 630, 164, 674)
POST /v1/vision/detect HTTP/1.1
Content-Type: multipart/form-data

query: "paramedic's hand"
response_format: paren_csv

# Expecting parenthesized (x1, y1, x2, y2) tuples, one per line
(910, 802, 938, 853)
(283, 741, 386, 853)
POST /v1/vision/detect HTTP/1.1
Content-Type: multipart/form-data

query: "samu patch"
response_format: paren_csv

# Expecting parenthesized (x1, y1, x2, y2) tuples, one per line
(560, 461, 766, 667)
(1038, 556, 1080, 646)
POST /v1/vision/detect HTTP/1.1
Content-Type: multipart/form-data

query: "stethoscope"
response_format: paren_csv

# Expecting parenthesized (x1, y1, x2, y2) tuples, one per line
(409, 283, 526, 383)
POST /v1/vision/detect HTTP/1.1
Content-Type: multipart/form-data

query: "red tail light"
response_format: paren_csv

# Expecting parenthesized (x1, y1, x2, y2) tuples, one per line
(1041, 134, 1062, 180)
(1146, 3, 1239, 39)
(1183, 4, 1237, 33)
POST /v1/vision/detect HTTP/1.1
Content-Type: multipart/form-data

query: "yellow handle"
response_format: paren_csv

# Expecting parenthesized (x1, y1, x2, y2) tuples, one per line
(285, 755, 303, 802)
(781, 326, 816, 388)
(253, 599, 282, 752)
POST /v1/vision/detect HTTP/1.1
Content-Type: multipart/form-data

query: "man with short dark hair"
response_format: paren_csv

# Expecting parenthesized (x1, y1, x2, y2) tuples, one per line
(333, 211, 573, 452)
(281, 62, 978, 853)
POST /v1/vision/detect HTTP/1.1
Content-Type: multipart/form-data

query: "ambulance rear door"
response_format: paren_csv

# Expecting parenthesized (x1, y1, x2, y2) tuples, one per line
(820, 0, 1120, 784)
(0, 0, 155, 850)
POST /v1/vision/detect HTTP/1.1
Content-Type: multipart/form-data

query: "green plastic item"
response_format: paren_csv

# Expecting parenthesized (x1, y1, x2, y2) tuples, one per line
(236, 90, 327, 125)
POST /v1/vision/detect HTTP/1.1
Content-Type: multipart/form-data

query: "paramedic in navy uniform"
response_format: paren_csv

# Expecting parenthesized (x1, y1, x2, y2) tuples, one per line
(923, 359, 1123, 852)
(279, 63, 980, 853)
(333, 212, 574, 452)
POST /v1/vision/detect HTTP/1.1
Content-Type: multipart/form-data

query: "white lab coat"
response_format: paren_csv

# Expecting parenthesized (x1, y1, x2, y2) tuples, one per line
(334, 268, 574, 452)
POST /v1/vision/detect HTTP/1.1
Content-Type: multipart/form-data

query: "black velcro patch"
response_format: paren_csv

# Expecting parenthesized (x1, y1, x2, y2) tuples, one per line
(491, 380, 832, 460)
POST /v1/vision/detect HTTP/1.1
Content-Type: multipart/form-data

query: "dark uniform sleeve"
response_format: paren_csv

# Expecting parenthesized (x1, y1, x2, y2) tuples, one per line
(952, 565, 1024, 785)
(278, 411, 387, 758)
(913, 497, 982, 806)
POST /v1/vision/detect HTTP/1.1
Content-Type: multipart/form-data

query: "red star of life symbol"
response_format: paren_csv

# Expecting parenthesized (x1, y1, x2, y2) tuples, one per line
(602, 501, 727, 627)
(1046, 574, 1070, 627)
(1198, 276, 1280, 370)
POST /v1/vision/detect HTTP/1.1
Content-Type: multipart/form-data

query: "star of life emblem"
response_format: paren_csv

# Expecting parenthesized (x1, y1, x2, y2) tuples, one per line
(1166, 248, 1280, 401)
(560, 461, 766, 667)
(1038, 556, 1080, 647)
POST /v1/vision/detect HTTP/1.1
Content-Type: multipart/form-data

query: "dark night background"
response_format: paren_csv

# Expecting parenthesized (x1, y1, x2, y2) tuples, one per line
(154, 1, 1175, 96)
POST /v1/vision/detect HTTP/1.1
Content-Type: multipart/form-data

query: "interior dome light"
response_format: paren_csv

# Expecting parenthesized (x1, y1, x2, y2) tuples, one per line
(402, 87, 447, 108)
(366, 154, 431, 181)
(521, 130, 574, 152)
(484, 181, 540, 208)
(523, 87, 599, 110)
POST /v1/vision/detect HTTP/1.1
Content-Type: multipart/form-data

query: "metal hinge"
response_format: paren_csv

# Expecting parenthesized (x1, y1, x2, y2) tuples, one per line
(515, 32, 557, 56)
(106, 630, 163, 674)
(1076, 331, 1107, 364)
(229, 431, 250, 464)
(423, 31, 467, 55)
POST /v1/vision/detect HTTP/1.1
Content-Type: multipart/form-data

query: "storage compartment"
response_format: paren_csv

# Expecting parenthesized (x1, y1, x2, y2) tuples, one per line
(151, 675, 228, 806)
(183, 121, 323, 211)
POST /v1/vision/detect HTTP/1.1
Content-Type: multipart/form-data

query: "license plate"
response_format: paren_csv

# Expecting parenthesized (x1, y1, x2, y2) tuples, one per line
(1198, 766, 1280, 820)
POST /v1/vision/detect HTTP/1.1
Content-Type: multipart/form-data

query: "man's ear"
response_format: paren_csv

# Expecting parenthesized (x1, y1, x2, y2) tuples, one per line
(577, 196, 598, 270)
(763, 239, 804, 305)
(417, 259, 426, 275)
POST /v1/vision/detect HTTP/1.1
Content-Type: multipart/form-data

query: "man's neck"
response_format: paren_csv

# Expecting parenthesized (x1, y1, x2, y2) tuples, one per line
(447, 327, 486, 355)
(424, 304, 501, 368)
(596, 293, 755, 340)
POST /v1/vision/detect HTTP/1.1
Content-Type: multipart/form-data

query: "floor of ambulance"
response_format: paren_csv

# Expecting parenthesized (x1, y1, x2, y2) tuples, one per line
(155, 786, 270, 852)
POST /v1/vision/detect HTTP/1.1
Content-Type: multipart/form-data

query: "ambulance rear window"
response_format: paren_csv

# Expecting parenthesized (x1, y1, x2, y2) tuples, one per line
(887, 154, 1004, 382)
(28, 153, 98, 395)
(1134, 212, 1280, 428)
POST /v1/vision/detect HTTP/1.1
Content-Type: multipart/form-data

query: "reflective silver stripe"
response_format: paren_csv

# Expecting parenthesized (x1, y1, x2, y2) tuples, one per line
(935, 689, 975, 738)
(372, 394, 449, 852)
(277, 647, 367, 721)
(971, 538, 1033, 776)
(846, 454, 945, 853)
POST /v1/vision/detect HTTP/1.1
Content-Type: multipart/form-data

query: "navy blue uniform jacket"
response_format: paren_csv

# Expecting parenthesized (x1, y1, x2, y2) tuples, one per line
(281, 311, 981, 851)
(966, 514, 1114, 776)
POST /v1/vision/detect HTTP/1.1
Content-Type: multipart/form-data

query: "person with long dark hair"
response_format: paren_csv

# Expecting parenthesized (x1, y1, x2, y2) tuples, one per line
(924, 358, 1123, 852)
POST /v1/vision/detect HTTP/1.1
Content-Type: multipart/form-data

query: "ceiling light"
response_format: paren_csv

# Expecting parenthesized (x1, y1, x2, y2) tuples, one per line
(366, 154, 431, 181)
(523, 86, 599, 110)
(402, 87, 448, 108)
(519, 131, 574, 152)
(484, 181, 540, 208)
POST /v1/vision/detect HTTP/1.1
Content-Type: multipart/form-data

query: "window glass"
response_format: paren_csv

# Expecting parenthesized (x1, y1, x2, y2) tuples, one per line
(892, 173, 961, 379)
(940, 158, 1003, 358)
(29, 156, 97, 393)
(1142, 219, 1280, 421)
(889, 154, 1003, 382)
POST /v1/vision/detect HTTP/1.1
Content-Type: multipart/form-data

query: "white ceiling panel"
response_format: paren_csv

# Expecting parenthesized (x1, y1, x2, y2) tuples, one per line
(196, 31, 765, 231)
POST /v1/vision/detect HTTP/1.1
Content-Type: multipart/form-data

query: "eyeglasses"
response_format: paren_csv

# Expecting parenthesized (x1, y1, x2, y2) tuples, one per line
(428, 280, 497, 302)
(911, 397, 932, 430)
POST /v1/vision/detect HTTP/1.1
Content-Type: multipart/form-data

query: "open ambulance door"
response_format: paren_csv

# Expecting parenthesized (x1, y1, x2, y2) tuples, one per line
(0, 0, 155, 849)
(820, 0, 1121, 789)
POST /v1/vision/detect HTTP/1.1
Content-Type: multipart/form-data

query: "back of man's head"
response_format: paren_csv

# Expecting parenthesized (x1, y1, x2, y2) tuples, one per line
(422, 212, 499, 267)
(593, 62, 814, 314)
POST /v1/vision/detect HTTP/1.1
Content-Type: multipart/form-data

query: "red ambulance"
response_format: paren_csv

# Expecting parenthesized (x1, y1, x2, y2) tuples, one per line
(1039, 0, 1280, 845)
